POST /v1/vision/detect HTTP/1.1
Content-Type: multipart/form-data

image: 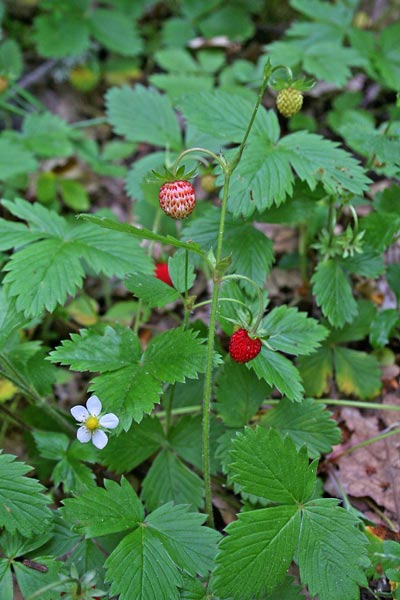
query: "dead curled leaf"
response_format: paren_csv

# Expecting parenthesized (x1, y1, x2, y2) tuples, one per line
(327, 407, 400, 517)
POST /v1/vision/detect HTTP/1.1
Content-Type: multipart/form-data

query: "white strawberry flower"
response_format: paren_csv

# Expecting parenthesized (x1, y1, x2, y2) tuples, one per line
(70, 395, 119, 449)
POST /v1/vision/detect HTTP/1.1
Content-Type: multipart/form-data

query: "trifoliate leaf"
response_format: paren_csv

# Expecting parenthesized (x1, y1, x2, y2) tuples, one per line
(260, 306, 328, 356)
(297, 346, 333, 397)
(141, 450, 204, 511)
(146, 503, 220, 576)
(249, 346, 304, 401)
(229, 427, 316, 503)
(215, 360, 272, 427)
(89, 9, 142, 56)
(2, 199, 152, 317)
(212, 506, 301, 599)
(106, 527, 182, 600)
(0, 452, 52, 535)
(297, 499, 369, 600)
(106, 85, 182, 150)
(126, 271, 180, 307)
(312, 259, 358, 327)
(61, 477, 144, 537)
(261, 398, 341, 458)
(105, 503, 219, 600)
(333, 347, 381, 399)
(101, 416, 165, 473)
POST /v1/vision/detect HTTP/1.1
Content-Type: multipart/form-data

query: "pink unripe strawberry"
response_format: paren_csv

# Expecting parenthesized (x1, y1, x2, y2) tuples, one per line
(159, 180, 196, 220)
(154, 262, 173, 287)
(229, 328, 262, 364)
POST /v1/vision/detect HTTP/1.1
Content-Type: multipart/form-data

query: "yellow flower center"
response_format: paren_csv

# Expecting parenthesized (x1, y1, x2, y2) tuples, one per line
(85, 415, 99, 431)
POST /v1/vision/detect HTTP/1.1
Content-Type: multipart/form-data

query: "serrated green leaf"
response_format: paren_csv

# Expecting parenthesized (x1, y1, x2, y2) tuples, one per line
(14, 558, 63, 600)
(106, 85, 182, 150)
(212, 506, 301, 599)
(49, 324, 139, 372)
(33, 431, 69, 461)
(101, 416, 165, 473)
(260, 306, 327, 356)
(62, 477, 144, 537)
(144, 327, 207, 384)
(34, 12, 90, 58)
(168, 415, 223, 475)
(297, 346, 333, 397)
(105, 526, 182, 600)
(89, 9, 142, 56)
(146, 503, 220, 576)
(141, 450, 204, 511)
(0, 452, 52, 535)
(0, 39, 23, 80)
(327, 299, 376, 344)
(334, 347, 381, 399)
(361, 212, 400, 252)
(370, 309, 399, 348)
(0, 139, 37, 181)
(312, 259, 358, 327)
(126, 271, 180, 307)
(341, 249, 385, 278)
(261, 398, 341, 458)
(249, 346, 304, 401)
(229, 427, 316, 503)
(0, 559, 12, 600)
(298, 499, 369, 600)
(91, 365, 163, 429)
(105, 502, 218, 600)
(0, 288, 28, 349)
(215, 360, 272, 427)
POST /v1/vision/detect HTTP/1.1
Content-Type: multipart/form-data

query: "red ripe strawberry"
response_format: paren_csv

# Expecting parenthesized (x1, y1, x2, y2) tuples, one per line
(154, 262, 173, 286)
(159, 180, 196, 220)
(229, 328, 262, 364)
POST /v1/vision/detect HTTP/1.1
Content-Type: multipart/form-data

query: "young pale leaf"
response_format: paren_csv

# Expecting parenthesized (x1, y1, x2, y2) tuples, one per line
(260, 306, 328, 356)
(106, 84, 182, 150)
(216, 360, 272, 427)
(298, 499, 369, 600)
(212, 506, 301, 599)
(261, 398, 341, 458)
(101, 416, 165, 473)
(61, 477, 144, 537)
(312, 259, 358, 327)
(297, 346, 333, 397)
(126, 271, 180, 307)
(141, 450, 204, 511)
(106, 527, 182, 600)
(249, 346, 304, 401)
(146, 503, 221, 577)
(229, 427, 316, 504)
(334, 347, 381, 399)
(0, 452, 52, 535)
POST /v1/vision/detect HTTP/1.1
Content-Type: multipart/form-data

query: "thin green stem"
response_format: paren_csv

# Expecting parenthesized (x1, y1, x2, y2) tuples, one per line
(222, 273, 265, 333)
(202, 173, 231, 528)
(156, 404, 202, 419)
(0, 99, 27, 117)
(15, 85, 45, 111)
(183, 250, 190, 329)
(327, 196, 336, 249)
(265, 398, 400, 412)
(70, 116, 109, 129)
(172, 146, 226, 174)
(28, 578, 79, 600)
(164, 383, 175, 433)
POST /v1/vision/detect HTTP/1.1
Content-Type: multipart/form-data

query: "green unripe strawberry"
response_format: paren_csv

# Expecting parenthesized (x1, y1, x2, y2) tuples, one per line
(276, 88, 303, 118)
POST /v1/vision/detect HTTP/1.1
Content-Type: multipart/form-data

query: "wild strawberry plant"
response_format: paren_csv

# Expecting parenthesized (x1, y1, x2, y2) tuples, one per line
(1, 1, 400, 599)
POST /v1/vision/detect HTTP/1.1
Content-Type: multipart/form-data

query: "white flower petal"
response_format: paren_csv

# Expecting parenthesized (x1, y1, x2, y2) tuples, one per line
(77, 426, 92, 443)
(92, 429, 108, 449)
(86, 395, 102, 416)
(99, 413, 119, 429)
(71, 405, 89, 422)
